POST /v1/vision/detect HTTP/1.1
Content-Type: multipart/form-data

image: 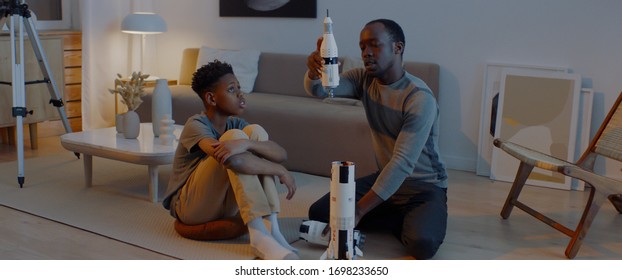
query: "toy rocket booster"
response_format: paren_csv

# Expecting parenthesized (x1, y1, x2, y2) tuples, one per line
(299, 219, 364, 257)
(299, 220, 330, 246)
(298, 160, 364, 259)
(320, 9, 339, 98)
(322, 161, 362, 260)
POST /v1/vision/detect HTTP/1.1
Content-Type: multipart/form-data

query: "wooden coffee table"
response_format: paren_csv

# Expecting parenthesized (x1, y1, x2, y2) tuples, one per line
(60, 123, 182, 203)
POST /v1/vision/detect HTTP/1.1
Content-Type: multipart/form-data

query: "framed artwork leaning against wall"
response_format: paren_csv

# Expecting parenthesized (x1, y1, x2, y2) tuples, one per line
(490, 69, 582, 190)
(477, 63, 568, 177)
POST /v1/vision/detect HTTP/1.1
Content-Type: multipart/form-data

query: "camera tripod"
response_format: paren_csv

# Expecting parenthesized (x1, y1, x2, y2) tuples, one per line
(0, 0, 74, 188)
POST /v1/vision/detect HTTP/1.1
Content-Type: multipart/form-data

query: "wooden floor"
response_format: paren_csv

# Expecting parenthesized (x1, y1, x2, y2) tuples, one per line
(1, 134, 621, 260)
(0, 135, 174, 260)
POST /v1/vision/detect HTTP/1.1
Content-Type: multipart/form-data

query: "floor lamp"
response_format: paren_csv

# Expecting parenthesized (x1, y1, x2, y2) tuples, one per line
(121, 12, 167, 79)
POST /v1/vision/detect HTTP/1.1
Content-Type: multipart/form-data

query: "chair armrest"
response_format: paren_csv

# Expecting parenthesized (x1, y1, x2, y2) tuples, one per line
(493, 138, 570, 171)
(562, 165, 622, 195)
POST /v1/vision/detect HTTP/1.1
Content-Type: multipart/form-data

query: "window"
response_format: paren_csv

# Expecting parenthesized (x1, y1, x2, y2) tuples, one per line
(26, 0, 71, 29)
(28, 0, 63, 20)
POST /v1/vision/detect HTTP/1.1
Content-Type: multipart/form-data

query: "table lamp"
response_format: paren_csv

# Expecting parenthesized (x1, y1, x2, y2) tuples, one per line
(121, 12, 167, 79)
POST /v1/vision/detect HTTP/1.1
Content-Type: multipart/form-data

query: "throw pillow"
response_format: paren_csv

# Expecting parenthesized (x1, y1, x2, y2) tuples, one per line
(341, 56, 364, 73)
(196, 46, 261, 93)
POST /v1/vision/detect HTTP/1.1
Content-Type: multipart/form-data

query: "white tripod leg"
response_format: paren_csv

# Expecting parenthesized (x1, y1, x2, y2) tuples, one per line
(2, 3, 79, 187)
(9, 14, 27, 187)
(23, 13, 73, 134)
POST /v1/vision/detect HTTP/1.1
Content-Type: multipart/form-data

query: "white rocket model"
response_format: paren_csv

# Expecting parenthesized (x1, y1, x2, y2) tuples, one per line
(298, 161, 364, 260)
(323, 161, 361, 259)
(320, 9, 339, 98)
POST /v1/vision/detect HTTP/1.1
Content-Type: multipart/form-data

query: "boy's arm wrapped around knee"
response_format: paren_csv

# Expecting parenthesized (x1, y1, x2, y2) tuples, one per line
(208, 138, 287, 164)
(196, 136, 296, 199)
(240, 139, 288, 163)
(225, 153, 296, 200)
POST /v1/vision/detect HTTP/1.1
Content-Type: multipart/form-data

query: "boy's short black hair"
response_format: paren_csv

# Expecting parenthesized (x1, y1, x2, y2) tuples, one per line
(191, 59, 234, 97)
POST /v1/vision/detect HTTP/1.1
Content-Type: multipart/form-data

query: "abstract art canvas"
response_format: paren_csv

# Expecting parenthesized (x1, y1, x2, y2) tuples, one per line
(490, 69, 581, 190)
(477, 63, 568, 177)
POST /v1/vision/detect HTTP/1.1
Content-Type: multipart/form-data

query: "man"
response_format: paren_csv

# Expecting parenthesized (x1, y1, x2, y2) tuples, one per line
(304, 19, 448, 259)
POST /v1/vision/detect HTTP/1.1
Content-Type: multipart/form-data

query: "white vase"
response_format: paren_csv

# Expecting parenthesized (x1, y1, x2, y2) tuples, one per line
(123, 110, 140, 139)
(115, 113, 125, 133)
(152, 79, 172, 137)
(159, 114, 176, 145)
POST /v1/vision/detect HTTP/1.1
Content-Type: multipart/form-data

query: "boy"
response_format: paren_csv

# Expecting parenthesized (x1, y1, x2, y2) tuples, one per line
(162, 60, 299, 260)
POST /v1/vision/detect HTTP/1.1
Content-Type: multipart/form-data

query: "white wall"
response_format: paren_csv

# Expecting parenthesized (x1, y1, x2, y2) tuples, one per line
(143, 0, 622, 174)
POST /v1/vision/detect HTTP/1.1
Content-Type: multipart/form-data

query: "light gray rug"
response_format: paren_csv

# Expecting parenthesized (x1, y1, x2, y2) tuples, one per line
(0, 152, 329, 259)
(7, 152, 619, 260)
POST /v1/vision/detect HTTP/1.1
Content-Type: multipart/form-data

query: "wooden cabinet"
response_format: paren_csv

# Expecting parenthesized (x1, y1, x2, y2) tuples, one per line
(0, 30, 82, 146)
(56, 31, 83, 132)
(0, 34, 64, 127)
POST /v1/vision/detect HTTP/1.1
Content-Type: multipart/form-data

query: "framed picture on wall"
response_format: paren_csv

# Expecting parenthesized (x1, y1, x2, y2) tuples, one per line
(220, 0, 317, 18)
(490, 68, 582, 190)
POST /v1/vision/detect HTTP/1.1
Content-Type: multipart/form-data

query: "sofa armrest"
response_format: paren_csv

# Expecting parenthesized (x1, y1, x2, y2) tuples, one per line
(179, 48, 200, 86)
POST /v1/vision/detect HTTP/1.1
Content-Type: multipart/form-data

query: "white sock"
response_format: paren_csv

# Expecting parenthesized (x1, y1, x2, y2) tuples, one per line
(248, 217, 298, 260)
(265, 213, 299, 253)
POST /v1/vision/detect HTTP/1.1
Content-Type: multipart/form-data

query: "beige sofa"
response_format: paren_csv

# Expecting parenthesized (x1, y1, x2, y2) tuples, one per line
(136, 48, 439, 177)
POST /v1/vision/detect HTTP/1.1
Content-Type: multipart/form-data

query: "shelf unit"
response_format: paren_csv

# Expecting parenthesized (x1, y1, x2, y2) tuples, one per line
(0, 30, 82, 147)
(50, 30, 83, 133)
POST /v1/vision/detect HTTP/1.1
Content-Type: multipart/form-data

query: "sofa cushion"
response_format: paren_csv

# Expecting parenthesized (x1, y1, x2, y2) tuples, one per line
(322, 97, 363, 106)
(253, 53, 311, 98)
(241, 93, 376, 177)
(196, 46, 260, 93)
(341, 56, 364, 72)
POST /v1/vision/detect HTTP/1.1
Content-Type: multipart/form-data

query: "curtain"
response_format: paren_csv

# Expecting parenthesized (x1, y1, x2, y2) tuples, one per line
(80, 0, 156, 130)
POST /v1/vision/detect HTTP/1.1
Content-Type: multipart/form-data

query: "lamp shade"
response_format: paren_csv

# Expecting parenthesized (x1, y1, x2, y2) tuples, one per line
(121, 12, 167, 34)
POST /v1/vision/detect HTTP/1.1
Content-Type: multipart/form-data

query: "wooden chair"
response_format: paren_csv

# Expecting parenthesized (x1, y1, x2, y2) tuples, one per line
(493, 91, 622, 259)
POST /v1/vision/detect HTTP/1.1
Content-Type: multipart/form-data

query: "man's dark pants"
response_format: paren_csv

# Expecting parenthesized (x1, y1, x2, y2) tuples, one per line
(308, 172, 448, 260)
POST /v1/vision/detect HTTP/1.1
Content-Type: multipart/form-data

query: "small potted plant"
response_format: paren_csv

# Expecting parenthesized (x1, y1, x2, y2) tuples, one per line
(109, 72, 149, 138)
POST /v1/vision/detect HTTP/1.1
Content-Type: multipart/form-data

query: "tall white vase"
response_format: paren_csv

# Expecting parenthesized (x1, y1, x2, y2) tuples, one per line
(152, 79, 172, 137)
